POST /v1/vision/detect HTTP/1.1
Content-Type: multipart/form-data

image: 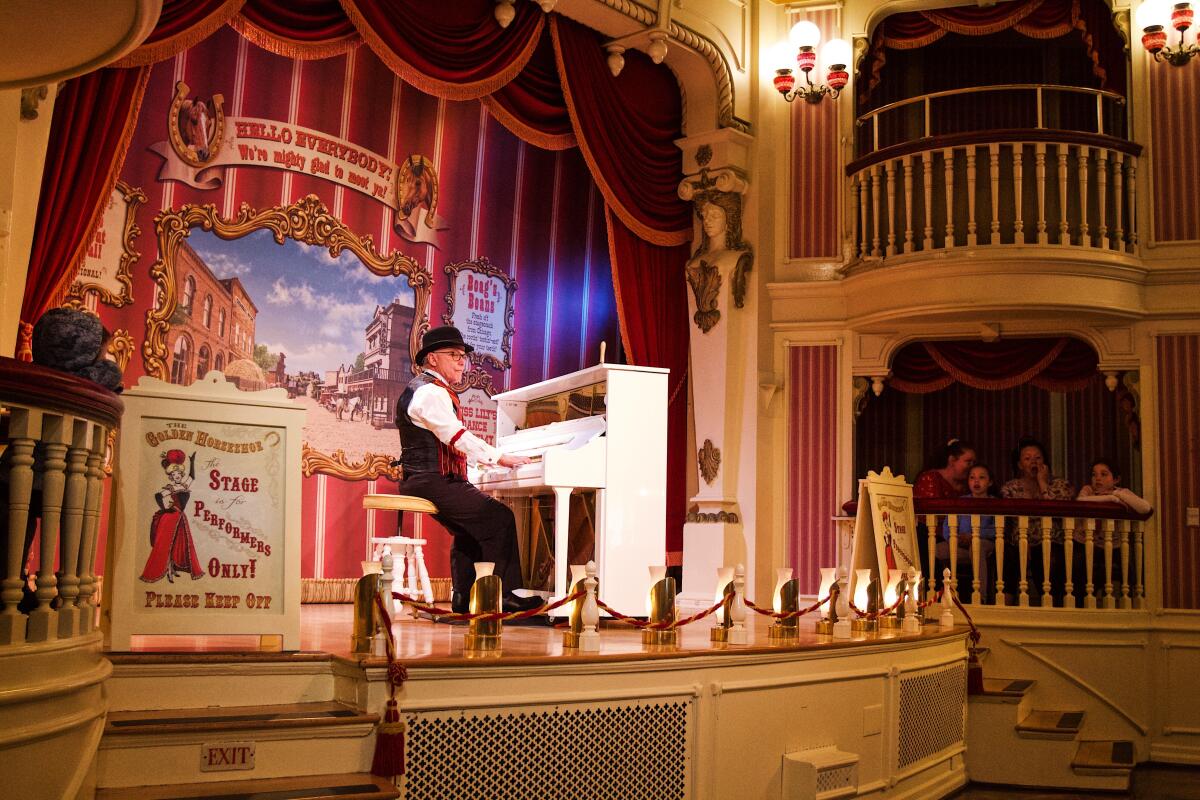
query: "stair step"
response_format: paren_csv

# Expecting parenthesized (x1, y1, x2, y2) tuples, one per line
(1073, 739, 1136, 773)
(105, 701, 376, 737)
(978, 677, 1035, 699)
(1016, 709, 1085, 739)
(96, 773, 399, 799)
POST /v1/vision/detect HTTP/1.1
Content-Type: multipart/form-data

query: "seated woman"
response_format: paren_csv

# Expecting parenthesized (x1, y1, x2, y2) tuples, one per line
(938, 464, 998, 603)
(1000, 437, 1074, 605)
(1071, 458, 1150, 602)
(914, 438, 976, 498)
(1076, 458, 1151, 513)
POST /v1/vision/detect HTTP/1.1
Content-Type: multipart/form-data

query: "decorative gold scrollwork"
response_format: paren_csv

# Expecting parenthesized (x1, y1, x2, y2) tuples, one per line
(301, 444, 402, 482)
(63, 181, 145, 309)
(442, 255, 517, 374)
(107, 329, 136, 372)
(686, 259, 722, 333)
(698, 438, 721, 485)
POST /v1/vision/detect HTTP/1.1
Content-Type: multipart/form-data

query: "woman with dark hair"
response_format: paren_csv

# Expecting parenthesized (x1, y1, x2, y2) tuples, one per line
(914, 438, 977, 498)
(1000, 437, 1074, 500)
(1077, 458, 1151, 513)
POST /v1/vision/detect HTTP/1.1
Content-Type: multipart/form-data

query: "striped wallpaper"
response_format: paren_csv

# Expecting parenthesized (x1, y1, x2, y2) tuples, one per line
(788, 7, 842, 260)
(787, 344, 839, 594)
(1156, 334, 1200, 609)
(1150, 57, 1200, 242)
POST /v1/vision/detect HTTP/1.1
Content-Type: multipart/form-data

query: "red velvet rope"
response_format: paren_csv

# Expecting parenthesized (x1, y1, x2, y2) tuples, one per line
(744, 593, 832, 620)
(593, 596, 726, 630)
(392, 589, 583, 623)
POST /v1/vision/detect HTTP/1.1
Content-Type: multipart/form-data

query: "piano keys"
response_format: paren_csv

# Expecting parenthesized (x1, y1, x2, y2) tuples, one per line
(473, 363, 668, 615)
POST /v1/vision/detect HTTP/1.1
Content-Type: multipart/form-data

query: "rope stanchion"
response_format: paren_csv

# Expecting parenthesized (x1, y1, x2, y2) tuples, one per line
(743, 593, 831, 620)
(392, 590, 584, 623)
(594, 596, 726, 630)
(847, 591, 908, 620)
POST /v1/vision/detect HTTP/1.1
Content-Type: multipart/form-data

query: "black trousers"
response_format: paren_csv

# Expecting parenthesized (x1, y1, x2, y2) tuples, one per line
(398, 472, 522, 596)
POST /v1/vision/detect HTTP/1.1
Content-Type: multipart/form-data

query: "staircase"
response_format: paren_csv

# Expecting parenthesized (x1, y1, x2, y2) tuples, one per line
(93, 652, 395, 800)
(967, 675, 1134, 791)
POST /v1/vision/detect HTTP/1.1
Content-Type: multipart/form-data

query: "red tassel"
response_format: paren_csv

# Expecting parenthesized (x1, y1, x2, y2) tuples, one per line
(966, 648, 984, 695)
(371, 697, 406, 778)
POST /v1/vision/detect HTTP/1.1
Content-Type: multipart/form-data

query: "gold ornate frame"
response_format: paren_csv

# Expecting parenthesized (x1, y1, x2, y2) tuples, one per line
(442, 256, 517, 373)
(143, 194, 432, 481)
(64, 181, 145, 309)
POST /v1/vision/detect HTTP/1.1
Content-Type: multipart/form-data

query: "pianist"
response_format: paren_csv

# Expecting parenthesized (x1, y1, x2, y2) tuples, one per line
(395, 325, 541, 615)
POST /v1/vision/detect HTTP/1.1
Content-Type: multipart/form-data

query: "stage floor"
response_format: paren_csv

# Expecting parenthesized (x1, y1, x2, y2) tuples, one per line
(120, 603, 965, 665)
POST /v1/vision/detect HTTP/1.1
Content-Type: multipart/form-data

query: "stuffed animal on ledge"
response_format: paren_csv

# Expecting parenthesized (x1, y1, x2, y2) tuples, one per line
(30, 308, 124, 393)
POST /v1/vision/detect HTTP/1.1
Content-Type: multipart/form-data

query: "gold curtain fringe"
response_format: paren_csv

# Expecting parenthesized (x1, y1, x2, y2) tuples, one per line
(340, 0, 543, 101)
(924, 338, 1068, 391)
(480, 95, 577, 151)
(111, 0, 247, 68)
(229, 15, 362, 60)
(48, 67, 153, 314)
(924, 0, 1046, 37)
(550, 17, 690, 248)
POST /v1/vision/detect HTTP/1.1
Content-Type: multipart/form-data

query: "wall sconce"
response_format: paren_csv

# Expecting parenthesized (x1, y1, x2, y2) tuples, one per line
(772, 21, 851, 104)
(1138, 0, 1200, 66)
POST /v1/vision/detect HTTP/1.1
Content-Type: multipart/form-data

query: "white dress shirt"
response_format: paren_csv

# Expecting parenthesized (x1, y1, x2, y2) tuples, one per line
(407, 368, 502, 465)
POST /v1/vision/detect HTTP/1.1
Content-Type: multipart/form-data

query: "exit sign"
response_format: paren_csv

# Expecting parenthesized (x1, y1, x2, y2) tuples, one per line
(200, 741, 256, 772)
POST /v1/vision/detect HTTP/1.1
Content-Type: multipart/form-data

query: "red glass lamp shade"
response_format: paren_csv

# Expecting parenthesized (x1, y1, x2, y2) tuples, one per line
(796, 47, 817, 73)
(1172, 3, 1194, 31)
(826, 67, 849, 92)
(774, 70, 796, 95)
(1143, 25, 1168, 53)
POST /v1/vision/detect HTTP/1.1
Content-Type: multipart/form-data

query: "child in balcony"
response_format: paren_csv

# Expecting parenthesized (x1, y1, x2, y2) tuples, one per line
(939, 464, 997, 602)
(1076, 458, 1152, 514)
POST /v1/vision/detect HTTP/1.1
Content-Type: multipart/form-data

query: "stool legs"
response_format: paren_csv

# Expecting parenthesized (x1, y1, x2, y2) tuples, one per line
(414, 544, 434, 604)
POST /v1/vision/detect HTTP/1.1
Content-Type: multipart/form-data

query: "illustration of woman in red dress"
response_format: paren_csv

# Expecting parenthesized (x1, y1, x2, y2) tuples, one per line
(140, 449, 204, 583)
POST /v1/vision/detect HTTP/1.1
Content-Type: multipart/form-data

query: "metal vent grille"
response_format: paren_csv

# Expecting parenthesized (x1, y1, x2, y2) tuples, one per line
(402, 699, 691, 800)
(897, 663, 966, 769)
(815, 763, 857, 796)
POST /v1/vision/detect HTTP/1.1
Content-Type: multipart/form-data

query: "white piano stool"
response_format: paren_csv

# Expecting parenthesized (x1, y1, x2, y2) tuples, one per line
(363, 494, 438, 614)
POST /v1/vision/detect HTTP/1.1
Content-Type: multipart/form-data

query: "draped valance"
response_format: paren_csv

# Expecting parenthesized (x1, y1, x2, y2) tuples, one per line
(888, 337, 1100, 394)
(859, 0, 1127, 107)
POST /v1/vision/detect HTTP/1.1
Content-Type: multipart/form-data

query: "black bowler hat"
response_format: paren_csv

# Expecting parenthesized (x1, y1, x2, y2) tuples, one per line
(416, 325, 474, 364)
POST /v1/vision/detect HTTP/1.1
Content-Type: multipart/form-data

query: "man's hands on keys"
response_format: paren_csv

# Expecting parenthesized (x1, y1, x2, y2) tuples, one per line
(497, 454, 533, 468)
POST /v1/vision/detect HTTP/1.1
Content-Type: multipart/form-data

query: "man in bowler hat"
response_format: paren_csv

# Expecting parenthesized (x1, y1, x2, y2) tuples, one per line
(395, 325, 541, 614)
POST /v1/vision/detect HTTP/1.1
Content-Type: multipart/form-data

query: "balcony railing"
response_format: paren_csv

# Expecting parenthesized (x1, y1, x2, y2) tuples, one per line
(847, 85, 1141, 263)
(913, 498, 1150, 610)
(0, 357, 123, 645)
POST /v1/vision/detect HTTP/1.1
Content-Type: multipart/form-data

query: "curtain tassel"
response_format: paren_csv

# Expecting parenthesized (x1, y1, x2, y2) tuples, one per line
(371, 697, 406, 778)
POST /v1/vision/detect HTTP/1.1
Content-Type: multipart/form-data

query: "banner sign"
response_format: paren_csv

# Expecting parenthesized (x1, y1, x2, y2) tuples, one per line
(150, 81, 447, 246)
(67, 181, 145, 308)
(460, 387, 498, 446)
(444, 257, 517, 370)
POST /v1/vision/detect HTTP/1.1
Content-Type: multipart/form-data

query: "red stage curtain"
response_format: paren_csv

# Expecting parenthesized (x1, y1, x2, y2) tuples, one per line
(339, 0, 544, 100)
(17, 67, 151, 359)
(607, 211, 691, 553)
(482, 27, 576, 150)
(233, 0, 361, 59)
(860, 0, 1124, 106)
(551, 16, 692, 246)
(889, 338, 1098, 394)
(112, 0, 246, 67)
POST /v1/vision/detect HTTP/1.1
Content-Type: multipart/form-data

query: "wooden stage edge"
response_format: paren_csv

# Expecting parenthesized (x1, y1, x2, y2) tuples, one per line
(108, 603, 968, 668)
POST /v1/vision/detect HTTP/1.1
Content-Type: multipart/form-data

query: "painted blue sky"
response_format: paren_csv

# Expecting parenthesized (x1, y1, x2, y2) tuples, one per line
(188, 228, 416, 375)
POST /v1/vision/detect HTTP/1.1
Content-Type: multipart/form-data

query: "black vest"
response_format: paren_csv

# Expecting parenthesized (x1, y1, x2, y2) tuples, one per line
(395, 372, 466, 478)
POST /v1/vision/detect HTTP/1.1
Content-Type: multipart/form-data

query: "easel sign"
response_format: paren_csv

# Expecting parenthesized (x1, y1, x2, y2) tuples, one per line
(848, 467, 920, 601)
(105, 373, 305, 650)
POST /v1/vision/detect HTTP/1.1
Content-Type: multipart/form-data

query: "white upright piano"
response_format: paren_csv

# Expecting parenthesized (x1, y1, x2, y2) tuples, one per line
(474, 363, 668, 615)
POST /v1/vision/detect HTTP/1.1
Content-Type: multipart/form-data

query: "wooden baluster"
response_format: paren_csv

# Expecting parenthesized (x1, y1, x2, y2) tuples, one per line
(1063, 517, 1076, 609)
(1017, 515, 1030, 607)
(1084, 518, 1097, 608)
(1127, 156, 1138, 251)
(994, 516, 1007, 606)
(1113, 152, 1125, 249)
(1035, 143, 1048, 244)
(903, 155, 915, 253)
(966, 147, 978, 247)
(871, 164, 883, 257)
(1119, 519, 1132, 609)
(943, 147, 956, 248)
(926, 513, 939, 596)
(857, 173, 869, 259)
(922, 151, 934, 251)
(75, 425, 106, 633)
(1132, 520, 1144, 608)
(1078, 145, 1091, 247)
(1013, 143, 1026, 245)
(56, 418, 90, 638)
(0, 408, 38, 644)
(28, 414, 70, 641)
(970, 514, 982, 605)
(988, 143, 1001, 245)
(1057, 144, 1070, 244)
(1103, 518, 1115, 609)
(948, 513, 958, 588)
(1040, 516, 1053, 607)
(1097, 148, 1110, 249)
(885, 159, 898, 257)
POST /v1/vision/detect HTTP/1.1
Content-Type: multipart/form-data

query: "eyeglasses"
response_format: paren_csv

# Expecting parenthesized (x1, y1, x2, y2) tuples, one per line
(433, 350, 469, 363)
